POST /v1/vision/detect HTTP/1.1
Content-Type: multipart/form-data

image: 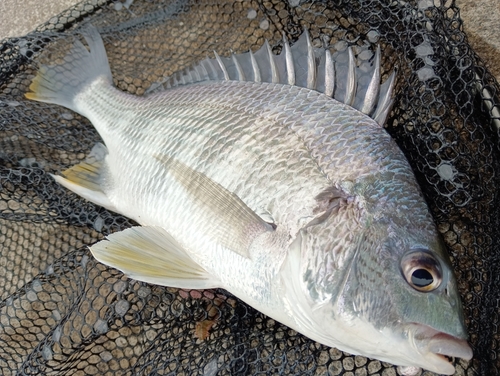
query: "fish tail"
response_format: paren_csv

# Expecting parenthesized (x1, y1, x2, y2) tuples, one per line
(25, 25, 112, 113)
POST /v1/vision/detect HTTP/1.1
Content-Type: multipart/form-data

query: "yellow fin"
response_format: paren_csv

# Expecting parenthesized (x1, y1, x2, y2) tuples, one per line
(52, 143, 116, 212)
(24, 25, 112, 114)
(60, 160, 103, 191)
(91, 226, 220, 289)
(156, 155, 275, 259)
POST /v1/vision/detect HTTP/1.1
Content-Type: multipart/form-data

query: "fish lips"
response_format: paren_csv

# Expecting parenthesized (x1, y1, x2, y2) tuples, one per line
(427, 332, 473, 360)
(411, 323, 473, 375)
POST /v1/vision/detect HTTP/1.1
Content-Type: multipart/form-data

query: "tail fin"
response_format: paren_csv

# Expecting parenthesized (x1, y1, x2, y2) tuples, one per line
(25, 25, 112, 113)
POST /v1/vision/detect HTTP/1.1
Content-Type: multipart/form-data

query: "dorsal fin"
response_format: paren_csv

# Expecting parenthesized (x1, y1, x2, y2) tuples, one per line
(249, 49, 261, 82)
(323, 50, 335, 97)
(146, 31, 395, 124)
(360, 45, 381, 115)
(265, 40, 279, 83)
(344, 47, 357, 106)
(305, 29, 317, 90)
(214, 51, 230, 80)
(232, 54, 245, 81)
(373, 70, 396, 125)
(282, 33, 295, 86)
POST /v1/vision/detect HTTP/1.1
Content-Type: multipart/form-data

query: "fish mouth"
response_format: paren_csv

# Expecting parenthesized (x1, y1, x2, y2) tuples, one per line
(427, 332, 473, 360)
(410, 324, 473, 374)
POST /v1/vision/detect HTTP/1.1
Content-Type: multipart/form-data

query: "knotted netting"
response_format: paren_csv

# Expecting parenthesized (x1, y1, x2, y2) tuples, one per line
(0, 0, 499, 375)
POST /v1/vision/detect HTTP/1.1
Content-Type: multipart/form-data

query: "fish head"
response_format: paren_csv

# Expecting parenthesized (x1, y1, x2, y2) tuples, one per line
(283, 217, 472, 375)
(344, 220, 472, 374)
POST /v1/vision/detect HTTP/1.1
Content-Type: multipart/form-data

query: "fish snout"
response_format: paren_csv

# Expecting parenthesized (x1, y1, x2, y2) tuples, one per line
(426, 332, 473, 361)
(410, 323, 473, 374)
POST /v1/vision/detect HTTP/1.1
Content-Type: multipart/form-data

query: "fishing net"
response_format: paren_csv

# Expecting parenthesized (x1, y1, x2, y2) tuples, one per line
(1, 0, 499, 375)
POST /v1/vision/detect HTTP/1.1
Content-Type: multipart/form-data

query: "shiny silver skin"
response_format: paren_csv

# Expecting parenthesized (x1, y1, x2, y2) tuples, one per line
(26, 25, 471, 374)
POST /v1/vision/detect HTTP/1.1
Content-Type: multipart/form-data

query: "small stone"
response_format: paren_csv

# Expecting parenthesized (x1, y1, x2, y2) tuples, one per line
(259, 19, 270, 30)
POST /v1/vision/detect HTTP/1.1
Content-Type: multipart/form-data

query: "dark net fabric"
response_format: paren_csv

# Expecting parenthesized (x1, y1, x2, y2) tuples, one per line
(1, 0, 499, 375)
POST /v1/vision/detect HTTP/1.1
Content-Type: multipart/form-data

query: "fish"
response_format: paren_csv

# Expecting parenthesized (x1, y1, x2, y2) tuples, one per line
(25, 25, 472, 374)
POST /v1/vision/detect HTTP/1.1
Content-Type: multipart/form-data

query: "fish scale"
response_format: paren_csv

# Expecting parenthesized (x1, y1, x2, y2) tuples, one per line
(108, 82, 328, 230)
(85, 80, 385, 224)
(25, 25, 472, 374)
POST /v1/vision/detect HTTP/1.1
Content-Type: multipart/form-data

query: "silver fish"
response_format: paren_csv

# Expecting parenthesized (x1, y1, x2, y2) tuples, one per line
(26, 25, 472, 374)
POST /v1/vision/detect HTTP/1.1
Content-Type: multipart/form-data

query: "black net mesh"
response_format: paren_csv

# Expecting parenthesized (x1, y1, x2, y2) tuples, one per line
(1, 0, 499, 375)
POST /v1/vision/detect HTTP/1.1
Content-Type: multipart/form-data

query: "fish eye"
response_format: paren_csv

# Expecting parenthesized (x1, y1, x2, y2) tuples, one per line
(400, 250, 442, 292)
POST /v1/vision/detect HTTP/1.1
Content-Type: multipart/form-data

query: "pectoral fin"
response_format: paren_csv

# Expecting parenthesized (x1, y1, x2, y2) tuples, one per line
(51, 143, 117, 212)
(156, 155, 275, 259)
(90, 226, 220, 289)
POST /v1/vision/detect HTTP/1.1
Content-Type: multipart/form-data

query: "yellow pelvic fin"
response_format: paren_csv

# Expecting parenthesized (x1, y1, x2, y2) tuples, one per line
(91, 226, 220, 289)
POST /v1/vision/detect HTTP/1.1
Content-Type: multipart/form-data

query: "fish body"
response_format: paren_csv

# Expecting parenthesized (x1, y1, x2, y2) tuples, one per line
(26, 26, 472, 374)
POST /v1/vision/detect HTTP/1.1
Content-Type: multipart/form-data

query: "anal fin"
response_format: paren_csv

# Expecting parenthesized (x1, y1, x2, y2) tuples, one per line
(90, 226, 220, 289)
(52, 143, 117, 211)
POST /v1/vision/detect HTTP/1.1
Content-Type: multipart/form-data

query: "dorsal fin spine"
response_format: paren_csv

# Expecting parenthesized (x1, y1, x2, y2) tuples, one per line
(283, 33, 295, 86)
(197, 62, 209, 81)
(249, 49, 261, 82)
(214, 51, 229, 80)
(184, 69, 193, 83)
(374, 98, 394, 126)
(324, 50, 335, 97)
(265, 40, 279, 84)
(203, 59, 218, 80)
(232, 54, 246, 81)
(305, 29, 317, 90)
(192, 67, 201, 82)
(345, 47, 357, 106)
(360, 45, 381, 115)
(374, 70, 396, 125)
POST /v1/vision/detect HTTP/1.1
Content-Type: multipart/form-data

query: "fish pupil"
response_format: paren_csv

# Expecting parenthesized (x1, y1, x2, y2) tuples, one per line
(411, 269, 433, 287)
